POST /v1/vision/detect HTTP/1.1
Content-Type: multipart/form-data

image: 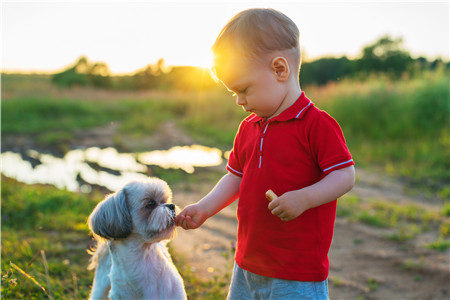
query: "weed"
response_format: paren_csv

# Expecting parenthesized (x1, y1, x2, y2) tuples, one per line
(330, 276, 343, 286)
(367, 277, 379, 291)
(442, 202, 450, 217)
(426, 239, 450, 252)
(388, 224, 421, 242)
(401, 258, 425, 272)
(353, 239, 364, 245)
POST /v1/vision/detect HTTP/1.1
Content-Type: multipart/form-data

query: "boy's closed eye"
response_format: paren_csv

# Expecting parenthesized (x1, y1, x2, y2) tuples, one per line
(238, 88, 248, 94)
(231, 87, 248, 96)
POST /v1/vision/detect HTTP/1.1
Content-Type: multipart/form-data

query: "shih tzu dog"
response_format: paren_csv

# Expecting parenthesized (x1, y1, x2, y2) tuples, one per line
(87, 178, 186, 300)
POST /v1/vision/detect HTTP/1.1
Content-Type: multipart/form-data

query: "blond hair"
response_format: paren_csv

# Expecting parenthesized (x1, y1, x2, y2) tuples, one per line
(211, 8, 300, 78)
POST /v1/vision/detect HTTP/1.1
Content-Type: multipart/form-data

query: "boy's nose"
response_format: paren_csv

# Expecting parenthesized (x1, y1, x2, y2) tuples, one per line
(236, 95, 246, 106)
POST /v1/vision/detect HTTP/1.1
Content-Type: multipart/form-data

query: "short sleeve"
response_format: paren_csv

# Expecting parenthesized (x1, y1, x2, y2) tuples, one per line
(226, 122, 245, 177)
(309, 110, 354, 175)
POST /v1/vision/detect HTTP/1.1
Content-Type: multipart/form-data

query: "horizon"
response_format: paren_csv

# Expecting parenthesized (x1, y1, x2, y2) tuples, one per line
(2, 1, 449, 75)
(2, 44, 448, 77)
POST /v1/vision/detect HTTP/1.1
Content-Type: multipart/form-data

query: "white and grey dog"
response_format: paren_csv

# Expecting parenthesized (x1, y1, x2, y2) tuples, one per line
(87, 178, 186, 300)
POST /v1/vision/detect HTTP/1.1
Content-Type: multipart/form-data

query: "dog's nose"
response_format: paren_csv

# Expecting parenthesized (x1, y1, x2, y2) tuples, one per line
(166, 204, 175, 211)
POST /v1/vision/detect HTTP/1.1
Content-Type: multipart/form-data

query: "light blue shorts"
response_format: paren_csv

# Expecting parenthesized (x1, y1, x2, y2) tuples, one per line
(227, 264, 329, 300)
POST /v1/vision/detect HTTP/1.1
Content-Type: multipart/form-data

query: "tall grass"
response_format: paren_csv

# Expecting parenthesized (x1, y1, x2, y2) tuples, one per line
(306, 70, 449, 192)
(1, 76, 244, 150)
(2, 70, 449, 192)
(1, 176, 99, 299)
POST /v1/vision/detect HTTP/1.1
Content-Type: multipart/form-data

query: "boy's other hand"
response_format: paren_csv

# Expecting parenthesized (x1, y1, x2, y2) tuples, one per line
(175, 203, 209, 230)
(268, 190, 310, 222)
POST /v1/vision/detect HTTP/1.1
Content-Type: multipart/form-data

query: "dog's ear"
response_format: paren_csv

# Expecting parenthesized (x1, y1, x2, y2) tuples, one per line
(88, 188, 133, 239)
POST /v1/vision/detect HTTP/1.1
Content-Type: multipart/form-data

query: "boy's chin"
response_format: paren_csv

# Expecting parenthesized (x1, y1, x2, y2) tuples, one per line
(243, 107, 271, 118)
(245, 108, 260, 115)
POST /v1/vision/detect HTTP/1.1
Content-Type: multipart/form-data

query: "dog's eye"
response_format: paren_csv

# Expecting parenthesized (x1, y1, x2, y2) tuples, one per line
(145, 199, 157, 209)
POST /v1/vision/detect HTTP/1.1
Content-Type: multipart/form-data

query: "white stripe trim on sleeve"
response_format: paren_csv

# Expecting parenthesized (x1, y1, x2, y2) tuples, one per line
(227, 164, 243, 176)
(323, 159, 354, 172)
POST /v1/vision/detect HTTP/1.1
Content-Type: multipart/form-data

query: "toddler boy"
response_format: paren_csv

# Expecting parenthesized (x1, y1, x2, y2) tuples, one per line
(175, 8, 355, 299)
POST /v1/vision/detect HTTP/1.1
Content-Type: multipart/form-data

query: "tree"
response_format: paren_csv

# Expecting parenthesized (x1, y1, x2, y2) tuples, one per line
(52, 56, 111, 88)
(300, 56, 355, 85)
(356, 35, 413, 76)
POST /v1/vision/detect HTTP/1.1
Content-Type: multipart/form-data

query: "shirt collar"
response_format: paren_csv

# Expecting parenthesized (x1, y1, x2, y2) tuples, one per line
(245, 92, 314, 123)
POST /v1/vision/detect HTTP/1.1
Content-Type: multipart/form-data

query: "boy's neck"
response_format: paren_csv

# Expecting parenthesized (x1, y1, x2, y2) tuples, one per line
(268, 84, 302, 120)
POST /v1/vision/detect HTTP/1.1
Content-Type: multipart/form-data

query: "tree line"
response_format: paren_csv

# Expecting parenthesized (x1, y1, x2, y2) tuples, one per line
(52, 35, 448, 90)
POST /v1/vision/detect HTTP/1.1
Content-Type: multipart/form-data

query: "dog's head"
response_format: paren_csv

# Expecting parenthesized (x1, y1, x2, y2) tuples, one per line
(88, 178, 177, 243)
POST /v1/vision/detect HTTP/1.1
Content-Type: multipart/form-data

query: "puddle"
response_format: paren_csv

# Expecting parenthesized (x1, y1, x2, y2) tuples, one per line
(138, 145, 222, 174)
(1, 145, 223, 192)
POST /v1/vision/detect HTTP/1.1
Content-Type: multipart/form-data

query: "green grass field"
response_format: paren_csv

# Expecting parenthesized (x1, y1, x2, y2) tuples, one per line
(1, 70, 449, 298)
(1, 176, 230, 299)
(2, 70, 449, 192)
(312, 71, 449, 193)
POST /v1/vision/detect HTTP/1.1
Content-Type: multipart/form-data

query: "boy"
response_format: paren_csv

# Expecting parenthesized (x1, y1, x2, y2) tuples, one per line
(175, 8, 355, 299)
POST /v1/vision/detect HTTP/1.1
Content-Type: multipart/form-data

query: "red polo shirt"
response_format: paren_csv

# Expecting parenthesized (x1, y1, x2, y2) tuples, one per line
(227, 92, 354, 281)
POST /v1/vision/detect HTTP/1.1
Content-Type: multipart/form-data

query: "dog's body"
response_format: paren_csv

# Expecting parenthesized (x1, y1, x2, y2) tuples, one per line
(88, 178, 186, 300)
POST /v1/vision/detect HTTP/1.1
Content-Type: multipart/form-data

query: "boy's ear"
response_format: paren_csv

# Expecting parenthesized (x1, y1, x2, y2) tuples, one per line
(271, 56, 290, 82)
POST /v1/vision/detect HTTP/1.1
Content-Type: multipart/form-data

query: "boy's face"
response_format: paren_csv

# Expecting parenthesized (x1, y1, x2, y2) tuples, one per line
(216, 55, 287, 118)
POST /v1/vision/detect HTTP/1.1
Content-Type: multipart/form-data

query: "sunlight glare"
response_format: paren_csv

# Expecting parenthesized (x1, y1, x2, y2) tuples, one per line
(182, 50, 214, 69)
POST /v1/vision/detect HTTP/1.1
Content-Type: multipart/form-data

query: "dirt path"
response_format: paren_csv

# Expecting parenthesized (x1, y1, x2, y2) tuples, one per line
(171, 167, 449, 299)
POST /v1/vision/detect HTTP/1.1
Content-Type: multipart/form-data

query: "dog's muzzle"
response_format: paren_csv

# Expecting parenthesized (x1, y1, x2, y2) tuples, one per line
(165, 204, 175, 211)
(165, 204, 176, 220)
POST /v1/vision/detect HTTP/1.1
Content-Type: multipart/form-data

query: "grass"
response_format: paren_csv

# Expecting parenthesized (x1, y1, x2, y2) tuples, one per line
(1, 71, 449, 297)
(1, 75, 244, 151)
(1, 176, 230, 299)
(308, 69, 449, 193)
(337, 194, 450, 248)
(2, 70, 448, 192)
(1, 176, 99, 299)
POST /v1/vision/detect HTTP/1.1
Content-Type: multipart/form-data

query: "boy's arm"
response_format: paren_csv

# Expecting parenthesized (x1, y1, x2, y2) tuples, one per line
(175, 172, 241, 230)
(268, 165, 355, 221)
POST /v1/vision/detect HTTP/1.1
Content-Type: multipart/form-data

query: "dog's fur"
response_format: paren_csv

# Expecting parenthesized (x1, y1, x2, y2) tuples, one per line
(87, 178, 186, 300)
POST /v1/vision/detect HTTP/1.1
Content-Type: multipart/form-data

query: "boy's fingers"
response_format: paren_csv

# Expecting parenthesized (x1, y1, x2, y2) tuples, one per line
(181, 216, 193, 230)
(269, 200, 288, 220)
(271, 207, 282, 217)
(181, 216, 189, 229)
(268, 197, 280, 211)
(175, 214, 185, 227)
(186, 216, 201, 230)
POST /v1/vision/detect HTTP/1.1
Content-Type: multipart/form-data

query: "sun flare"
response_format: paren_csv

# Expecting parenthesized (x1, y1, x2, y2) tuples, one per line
(187, 51, 214, 69)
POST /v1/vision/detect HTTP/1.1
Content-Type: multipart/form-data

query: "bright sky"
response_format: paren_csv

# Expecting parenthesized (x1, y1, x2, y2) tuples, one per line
(2, 1, 449, 74)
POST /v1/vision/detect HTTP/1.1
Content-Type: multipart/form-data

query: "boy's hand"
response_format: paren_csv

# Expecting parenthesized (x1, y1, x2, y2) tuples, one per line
(268, 166, 355, 221)
(268, 190, 311, 222)
(175, 203, 209, 230)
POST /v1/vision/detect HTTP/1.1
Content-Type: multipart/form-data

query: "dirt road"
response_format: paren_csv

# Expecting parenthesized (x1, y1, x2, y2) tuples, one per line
(171, 167, 449, 300)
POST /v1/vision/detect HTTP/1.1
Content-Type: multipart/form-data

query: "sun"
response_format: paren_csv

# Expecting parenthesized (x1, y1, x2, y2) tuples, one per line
(188, 51, 214, 69)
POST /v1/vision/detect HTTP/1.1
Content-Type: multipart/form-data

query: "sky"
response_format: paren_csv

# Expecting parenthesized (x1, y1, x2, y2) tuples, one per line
(1, 0, 449, 74)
